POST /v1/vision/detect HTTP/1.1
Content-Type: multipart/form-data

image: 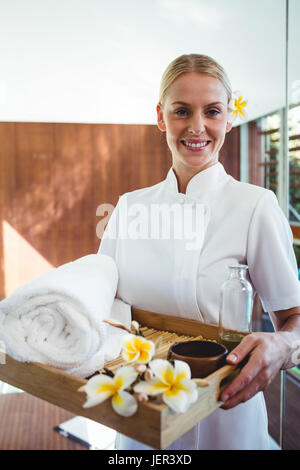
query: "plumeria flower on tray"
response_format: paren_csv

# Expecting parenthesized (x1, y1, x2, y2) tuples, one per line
(134, 359, 198, 413)
(79, 320, 207, 417)
(121, 334, 155, 364)
(79, 365, 138, 417)
(229, 90, 248, 122)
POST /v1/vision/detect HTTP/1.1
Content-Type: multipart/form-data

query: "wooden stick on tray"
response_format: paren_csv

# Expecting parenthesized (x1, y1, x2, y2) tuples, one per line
(99, 325, 216, 375)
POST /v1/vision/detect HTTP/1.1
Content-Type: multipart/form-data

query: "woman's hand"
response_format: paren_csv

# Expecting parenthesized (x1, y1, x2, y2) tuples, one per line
(220, 307, 300, 409)
(219, 331, 292, 410)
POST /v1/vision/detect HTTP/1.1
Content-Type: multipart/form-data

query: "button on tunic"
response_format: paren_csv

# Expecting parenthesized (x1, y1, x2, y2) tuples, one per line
(98, 162, 300, 450)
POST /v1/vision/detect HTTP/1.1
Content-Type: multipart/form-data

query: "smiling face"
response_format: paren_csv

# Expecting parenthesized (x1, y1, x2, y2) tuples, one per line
(157, 72, 232, 191)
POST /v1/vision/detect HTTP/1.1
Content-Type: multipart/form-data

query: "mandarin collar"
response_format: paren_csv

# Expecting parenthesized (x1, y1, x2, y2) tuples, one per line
(165, 162, 230, 197)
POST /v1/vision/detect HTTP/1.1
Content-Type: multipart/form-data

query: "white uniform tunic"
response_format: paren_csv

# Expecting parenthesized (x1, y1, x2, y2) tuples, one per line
(98, 162, 300, 450)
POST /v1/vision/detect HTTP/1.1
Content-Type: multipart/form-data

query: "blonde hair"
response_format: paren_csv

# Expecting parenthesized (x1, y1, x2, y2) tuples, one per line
(159, 53, 232, 106)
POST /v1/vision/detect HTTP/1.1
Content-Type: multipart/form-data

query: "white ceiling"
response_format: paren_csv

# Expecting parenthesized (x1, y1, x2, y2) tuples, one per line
(0, 0, 298, 125)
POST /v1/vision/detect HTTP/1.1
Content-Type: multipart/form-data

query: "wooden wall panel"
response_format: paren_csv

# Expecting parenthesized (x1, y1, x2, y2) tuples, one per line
(291, 224, 300, 240)
(0, 123, 17, 299)
(248, 121, 264, 186)
(219, 124, 240, 180)
(52, 124, 95, 265)
(0, 122, 239, 297)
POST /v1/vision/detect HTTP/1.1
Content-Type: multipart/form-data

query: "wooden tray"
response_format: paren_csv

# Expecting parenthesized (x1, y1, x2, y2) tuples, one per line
(0, 307, 241, 449)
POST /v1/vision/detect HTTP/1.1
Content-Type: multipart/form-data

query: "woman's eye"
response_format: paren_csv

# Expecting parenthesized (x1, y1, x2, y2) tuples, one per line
(207, 109, 221, 116)
(175, 109, 189, 117)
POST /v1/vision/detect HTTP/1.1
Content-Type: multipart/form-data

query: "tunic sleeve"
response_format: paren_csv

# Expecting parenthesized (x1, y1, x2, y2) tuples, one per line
(247, 190, 300, 312)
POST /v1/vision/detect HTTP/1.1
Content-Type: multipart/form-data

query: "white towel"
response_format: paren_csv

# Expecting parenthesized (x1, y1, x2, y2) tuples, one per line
(0, 254, 131, 378)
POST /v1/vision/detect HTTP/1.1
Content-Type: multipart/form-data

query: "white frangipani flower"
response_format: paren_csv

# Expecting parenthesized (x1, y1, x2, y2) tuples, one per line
(229, 90, 248, 122)
(80, 365, 138, 417)
(121, 334, 155, 364)
(133, 359, 198, 413)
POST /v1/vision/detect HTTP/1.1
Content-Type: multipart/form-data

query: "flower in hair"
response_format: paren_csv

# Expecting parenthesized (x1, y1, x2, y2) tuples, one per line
(229, 91, 248, 122)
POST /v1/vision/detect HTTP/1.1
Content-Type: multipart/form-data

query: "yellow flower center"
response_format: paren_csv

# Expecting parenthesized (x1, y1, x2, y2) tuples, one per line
(234, 96, 247, 113)
(133, 336, 143, 350)
(113, 391, 123, 406)
(114, 376, 124, 390)
(97, 382, 116, 394)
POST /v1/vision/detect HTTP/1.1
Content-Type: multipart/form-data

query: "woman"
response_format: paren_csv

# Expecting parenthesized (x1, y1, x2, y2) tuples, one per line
(98, 54, 300, 450)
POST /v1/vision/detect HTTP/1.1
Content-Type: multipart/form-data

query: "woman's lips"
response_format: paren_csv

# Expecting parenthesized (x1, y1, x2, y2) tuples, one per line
(180, 139, 211, 151)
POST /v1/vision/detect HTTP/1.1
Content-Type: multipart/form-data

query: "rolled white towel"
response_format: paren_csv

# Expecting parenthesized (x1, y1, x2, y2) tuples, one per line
(0, 254, 131, 378)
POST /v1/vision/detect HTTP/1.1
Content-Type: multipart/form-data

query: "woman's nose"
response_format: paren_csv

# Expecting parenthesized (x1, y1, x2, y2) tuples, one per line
(188, 114, 205, 135)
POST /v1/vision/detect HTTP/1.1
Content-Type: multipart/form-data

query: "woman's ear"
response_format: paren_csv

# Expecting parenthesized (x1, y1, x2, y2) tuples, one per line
(226, 121, 233, 133)
(157, 103, 166, 132)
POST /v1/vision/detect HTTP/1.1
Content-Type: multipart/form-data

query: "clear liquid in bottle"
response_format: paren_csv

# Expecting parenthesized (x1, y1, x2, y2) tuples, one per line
(218, 264, 253, 351)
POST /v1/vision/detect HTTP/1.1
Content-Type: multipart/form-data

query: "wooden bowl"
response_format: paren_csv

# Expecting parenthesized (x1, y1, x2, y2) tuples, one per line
(168, 340, 228, 378)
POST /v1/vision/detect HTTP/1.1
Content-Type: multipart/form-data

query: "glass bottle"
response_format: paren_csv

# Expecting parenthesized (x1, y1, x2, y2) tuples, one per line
(218, 264, 253, 352)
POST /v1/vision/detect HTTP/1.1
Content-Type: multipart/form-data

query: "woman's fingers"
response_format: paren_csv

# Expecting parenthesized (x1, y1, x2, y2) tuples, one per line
(220, 335, 271, 403)
(220, 353, 262, 402)
(225, 334, 257, 365)
(220, 366, 275, 410)
(219, 332, 291, 409)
